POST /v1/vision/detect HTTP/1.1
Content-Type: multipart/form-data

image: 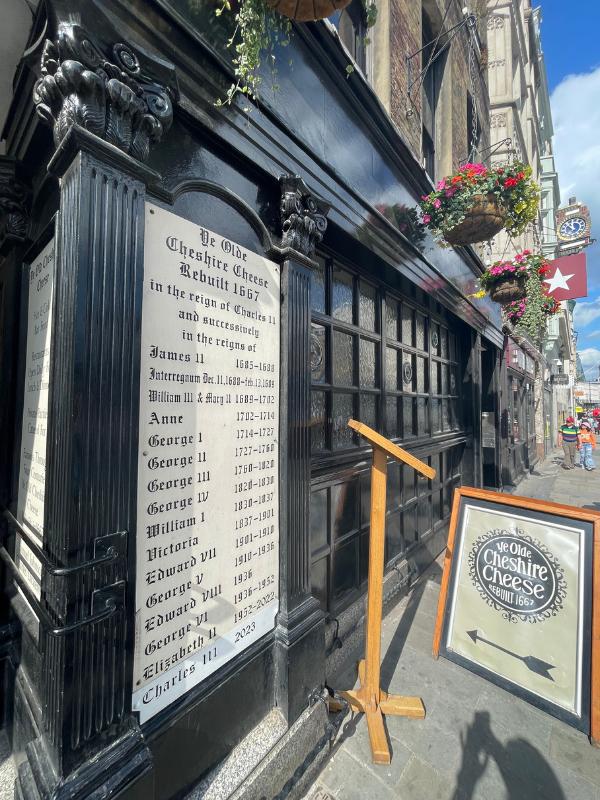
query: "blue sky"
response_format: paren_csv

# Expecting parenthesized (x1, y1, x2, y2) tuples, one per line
(540, 1, 600, 378)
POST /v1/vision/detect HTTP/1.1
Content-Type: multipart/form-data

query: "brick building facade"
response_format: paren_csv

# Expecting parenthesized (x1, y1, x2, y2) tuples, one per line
(370, 0, 490, 181)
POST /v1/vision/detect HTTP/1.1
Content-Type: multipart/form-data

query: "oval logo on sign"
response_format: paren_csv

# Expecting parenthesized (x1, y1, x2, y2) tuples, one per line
(468, 532, 566, 623)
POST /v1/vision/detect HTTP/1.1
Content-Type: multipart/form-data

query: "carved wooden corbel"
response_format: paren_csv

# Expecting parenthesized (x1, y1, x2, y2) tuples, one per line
(33, 23, 178, 163)
(280, 176, 330, 258)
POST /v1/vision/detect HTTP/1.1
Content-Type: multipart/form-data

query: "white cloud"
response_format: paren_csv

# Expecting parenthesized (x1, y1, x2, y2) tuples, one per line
(574, 298, 600, 328)
(551, 68, 600, 293)
(585, 330, 600, 340)
(578, 347, 600, 379)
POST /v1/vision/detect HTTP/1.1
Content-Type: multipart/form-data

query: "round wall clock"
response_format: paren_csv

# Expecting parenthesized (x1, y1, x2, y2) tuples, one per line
(558, 217, 586, 241)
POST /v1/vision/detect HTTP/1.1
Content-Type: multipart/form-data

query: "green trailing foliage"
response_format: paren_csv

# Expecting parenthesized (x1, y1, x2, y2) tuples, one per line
(212, 0, 377, 105)
(504, 270, 560, 345)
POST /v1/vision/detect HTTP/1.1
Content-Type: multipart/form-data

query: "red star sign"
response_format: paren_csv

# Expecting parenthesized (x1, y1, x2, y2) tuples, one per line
(544, 253, 588, 301)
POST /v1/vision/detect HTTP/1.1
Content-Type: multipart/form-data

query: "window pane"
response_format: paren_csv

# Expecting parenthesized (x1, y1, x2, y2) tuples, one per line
(332, 479, 359, 540)
(449, 332, 456, 361)
(310, 488, 328, 553)
(450, 366, 458, 396)
(442, 399, 450, 431)
(332, 394, 355, 449)
(401, 305, 414, 345)
(359, 338, 376, 387)
(386, 300, 398, 339)
(417, 396, 428, 434)
(386, 397, 399, 438)
(416, 356, 428, 393)
(403, 396, 416, 438)
(416, 313, 426, 350)
(402, 353, 415, 392)
(441, 364, 449, 395)
(332, 267, 354, 323)
(431, 322, 440, 355)
(386, 347, 397, 390)
(431, 362, 440, 394)
(311, 391, 326, 451)
(359, 281, 376, 331)
(310, 257, 326, 313)
(311, 323, 326, 383)
(431, 398, 441, 433)
(333, 331, 355, 386)
(441, 327, 449, 358)
(360, 393, 377, 430)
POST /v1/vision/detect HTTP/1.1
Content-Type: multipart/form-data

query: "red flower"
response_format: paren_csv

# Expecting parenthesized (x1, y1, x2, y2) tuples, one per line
(504, 177, 518, 188)
(451, 175, 463, 185)
(516, 171, 525, 180)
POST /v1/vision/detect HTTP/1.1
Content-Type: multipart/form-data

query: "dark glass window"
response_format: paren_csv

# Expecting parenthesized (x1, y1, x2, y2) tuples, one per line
(309, 254, 462, 454)
(421, 11, 447, 179)
(332, 0, 368, 73)
(308, 253, 466, 614)
(309, 442, 465, 614)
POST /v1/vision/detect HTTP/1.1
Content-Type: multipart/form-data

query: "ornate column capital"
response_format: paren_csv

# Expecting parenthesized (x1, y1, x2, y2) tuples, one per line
(0, 157, 31, 248)
(280, 176, 330, 258)
(33, 23, 178, 164)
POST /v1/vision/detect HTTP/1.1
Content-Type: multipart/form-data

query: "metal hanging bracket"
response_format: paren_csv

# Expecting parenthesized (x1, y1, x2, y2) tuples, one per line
(3, 509, 126, 577)
(406, 9, 477, 117)
(0, 545, 125, 637)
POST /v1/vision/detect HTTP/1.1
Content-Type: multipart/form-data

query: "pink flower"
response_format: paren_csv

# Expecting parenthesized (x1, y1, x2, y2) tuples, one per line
(445, 187, 457, 198)
(522, 249, 531, 255)
(422, 214, 431, 224)
(433, 198, 442, 209)
(514, 254, 524, 262)
(421, 195, 429, 201)
(436, 179, 447, 190)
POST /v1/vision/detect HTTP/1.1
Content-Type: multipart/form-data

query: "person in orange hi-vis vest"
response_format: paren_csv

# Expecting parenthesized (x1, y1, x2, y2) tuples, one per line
(578, 420, 596, 471)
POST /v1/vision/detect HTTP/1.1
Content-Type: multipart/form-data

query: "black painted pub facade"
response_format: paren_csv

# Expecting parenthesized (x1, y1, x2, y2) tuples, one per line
(0, 0, 505, 796)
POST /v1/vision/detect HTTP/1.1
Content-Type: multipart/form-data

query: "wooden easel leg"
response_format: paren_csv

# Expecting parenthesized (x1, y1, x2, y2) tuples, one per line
(379, 692, 425, 718)
(366, 704, 391, 764)
(328, 439, 425, 765)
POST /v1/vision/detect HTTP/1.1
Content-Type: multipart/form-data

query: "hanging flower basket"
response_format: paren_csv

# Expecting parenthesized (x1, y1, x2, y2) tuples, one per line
(420, 162, 539, 246)
(501, 258, 559, 342)
(478, 251, 549, 307)
(489, 275, 527, 304)
(265, 0, 350, 20)
(443, 193, 506, 246)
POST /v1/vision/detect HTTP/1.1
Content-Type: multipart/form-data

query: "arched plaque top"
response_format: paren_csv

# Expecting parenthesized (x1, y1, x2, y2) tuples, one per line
(156, 178, 281, 260)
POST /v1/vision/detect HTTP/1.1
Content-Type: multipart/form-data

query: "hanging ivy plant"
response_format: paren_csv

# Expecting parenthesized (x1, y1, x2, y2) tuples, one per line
(504, 270, 560, 343)
(212, 0, 377, 105)
(214, 0, 292, 105)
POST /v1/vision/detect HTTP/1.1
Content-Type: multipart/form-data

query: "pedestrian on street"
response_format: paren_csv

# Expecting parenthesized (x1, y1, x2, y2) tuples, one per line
(559, 416, 579, 469)
(578, 421, 596, 471)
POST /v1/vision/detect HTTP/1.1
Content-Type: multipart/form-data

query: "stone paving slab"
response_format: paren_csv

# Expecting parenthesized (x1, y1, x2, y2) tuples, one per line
(304, 451, 600, 800)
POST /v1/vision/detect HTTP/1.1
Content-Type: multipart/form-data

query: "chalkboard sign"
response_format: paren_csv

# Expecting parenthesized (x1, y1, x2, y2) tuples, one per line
(433, 488, 600, 737)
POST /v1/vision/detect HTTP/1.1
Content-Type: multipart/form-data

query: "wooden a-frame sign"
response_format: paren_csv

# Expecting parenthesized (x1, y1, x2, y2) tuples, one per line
(433, 487, 600, 743)
(330, 420, 436, 765)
